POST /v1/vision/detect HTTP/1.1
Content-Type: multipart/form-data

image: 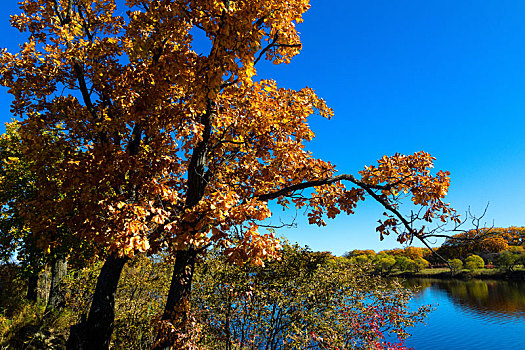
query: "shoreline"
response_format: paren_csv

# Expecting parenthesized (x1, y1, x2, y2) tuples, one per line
(390, 269, 525, 281)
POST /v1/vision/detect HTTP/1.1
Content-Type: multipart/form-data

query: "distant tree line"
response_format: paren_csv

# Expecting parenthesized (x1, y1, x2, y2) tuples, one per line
(344, 246, 431, 274)
(344, 227, 525, 274)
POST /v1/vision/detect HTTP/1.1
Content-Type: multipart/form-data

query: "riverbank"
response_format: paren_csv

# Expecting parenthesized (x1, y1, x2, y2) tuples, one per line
(391, 268, 525, 281)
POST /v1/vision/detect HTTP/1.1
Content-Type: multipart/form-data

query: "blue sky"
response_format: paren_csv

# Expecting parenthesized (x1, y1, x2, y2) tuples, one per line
(0, 1, 524, 255)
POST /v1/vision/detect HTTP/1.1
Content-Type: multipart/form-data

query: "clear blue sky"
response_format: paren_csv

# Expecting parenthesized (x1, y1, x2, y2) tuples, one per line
(1, 1, 524, 255)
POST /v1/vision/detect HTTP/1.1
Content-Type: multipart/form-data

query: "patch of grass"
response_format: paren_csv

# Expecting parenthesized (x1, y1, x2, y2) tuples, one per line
(0, 302, 45, 348)
(0, 303, 73, 349)
(392, 267, 525, 281)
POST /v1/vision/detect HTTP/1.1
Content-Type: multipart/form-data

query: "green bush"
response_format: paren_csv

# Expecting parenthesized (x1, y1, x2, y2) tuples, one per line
(496, 251, 520, 271)
(448, 258, 463, 273)
(412, 257, 430, 272)
(353, 254, 371, 266)
(192, 245, 429, 349)
(465, 255, 484, 270)
(395, 256, 415, 271)
(374, 254, 396, 274)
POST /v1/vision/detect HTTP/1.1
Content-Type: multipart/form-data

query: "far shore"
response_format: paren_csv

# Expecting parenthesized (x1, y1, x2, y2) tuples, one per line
(390, 267, 525, 281)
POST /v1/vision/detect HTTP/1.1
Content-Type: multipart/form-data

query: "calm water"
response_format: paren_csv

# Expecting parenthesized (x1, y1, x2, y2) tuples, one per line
(400, 278, 525, 350)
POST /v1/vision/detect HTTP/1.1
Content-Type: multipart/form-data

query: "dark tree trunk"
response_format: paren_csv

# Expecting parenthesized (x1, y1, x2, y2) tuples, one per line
(26, 272, 39, 302)
(66, 252, 128, 350)
(26, 267, 48, 303)
(154, 248, 197, 350)
(45, 254, 68, 313)
(154, 101, 214, 349)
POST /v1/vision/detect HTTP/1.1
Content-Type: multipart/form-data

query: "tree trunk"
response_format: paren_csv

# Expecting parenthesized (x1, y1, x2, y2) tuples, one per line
(66, 252, 128, 350)
(154, 102, 213, 349)
(154, 248, 197, 350)
(45, 254, 68, 313)
(26, 272, 39, 302)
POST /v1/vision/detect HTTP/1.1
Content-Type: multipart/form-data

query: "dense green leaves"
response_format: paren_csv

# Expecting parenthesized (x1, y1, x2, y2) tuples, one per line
(465, 255, 484, 270)
(448, 259, 463, 273)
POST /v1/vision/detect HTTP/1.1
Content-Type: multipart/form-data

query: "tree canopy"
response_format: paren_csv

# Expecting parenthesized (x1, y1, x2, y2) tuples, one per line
(0, 0, 461, 264)
(437, 227, 525, 260)
(0, 0, 463, 348)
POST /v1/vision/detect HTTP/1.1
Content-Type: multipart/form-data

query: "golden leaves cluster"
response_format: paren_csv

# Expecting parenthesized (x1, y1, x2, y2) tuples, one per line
(360, 152, 459, 242)
(296, 152, 459, 244)
(0, 0, 458, 264)
(0, 0, 318, 262)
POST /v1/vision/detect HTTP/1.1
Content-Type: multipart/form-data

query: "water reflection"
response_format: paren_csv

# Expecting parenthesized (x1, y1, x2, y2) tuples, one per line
(396, 278, 525, 350)
(405, 278, 525, 320)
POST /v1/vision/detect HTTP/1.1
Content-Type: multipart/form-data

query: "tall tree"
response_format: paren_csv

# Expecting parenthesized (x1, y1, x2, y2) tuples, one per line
(0, 121, 42, 301)
(436, 227, 525, 260)
(0, 1, 459, 348)
(0, 121, 73, 310)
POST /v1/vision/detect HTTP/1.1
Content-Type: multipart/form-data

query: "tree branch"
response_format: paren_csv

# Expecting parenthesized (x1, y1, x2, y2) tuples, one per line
(257, 174, 391, 201)
(255, 172, 459, 266)
(71, 59, 98, 120)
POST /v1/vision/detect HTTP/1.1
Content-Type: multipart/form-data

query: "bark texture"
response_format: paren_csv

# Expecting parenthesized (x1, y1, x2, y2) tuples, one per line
(154, 103, 214, 349)
(66, 252, 128, 350)
(26, 273, 39, 302)
(45, 254, 68, 313)
(154, 248, 198, 350)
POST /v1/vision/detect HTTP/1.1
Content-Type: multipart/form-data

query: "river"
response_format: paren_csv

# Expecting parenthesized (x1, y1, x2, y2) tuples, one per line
(399, 278, 525, 350)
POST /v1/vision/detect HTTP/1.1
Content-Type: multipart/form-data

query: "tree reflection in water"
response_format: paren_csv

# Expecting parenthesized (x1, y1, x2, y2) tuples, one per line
(404, 278, 525, 320)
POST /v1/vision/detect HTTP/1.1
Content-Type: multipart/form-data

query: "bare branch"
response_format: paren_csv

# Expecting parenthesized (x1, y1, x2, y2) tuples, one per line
(255, 172, 475, 266)
(253, 34, 278, 66)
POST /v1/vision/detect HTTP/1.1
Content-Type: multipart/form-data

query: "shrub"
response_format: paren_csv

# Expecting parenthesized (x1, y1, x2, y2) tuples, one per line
(496, 251, 520, 271)
(465, 255, 484, 270)
(1, 246, 429, 350)
(354, 254, 371, 266)
(63, 255, 172, 349)
(448, 259, 463, 273)
(374, 254, 396, 274)
(412, 257, 430, 272)
(192, 245, 429, 349)
(395, 256, 415, 271)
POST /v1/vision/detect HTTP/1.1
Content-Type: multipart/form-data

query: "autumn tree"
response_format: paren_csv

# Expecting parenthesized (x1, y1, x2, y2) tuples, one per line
(0, 121, 74, 310)
(0, 0, 459, 348)
(344, 249, 377, 258)
(403, 246, 426, 260)
(0, 121, 42, 301)
(492, 227, 525, 246)
(436, 227, 522, 260)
